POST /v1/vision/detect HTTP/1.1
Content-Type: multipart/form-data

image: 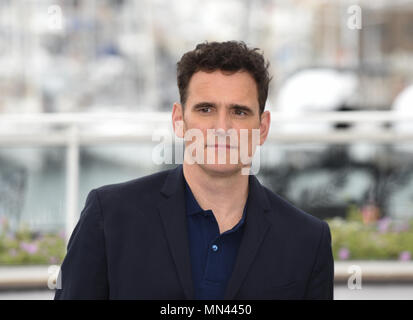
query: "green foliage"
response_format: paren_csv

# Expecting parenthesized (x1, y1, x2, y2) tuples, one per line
(0, 217, 66, 265)
(1, 205, 413, 263)
(326, 205, 413, 260)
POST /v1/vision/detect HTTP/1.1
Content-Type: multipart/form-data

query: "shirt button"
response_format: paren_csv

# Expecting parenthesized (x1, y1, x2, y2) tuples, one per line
(212, 244, 218, 252)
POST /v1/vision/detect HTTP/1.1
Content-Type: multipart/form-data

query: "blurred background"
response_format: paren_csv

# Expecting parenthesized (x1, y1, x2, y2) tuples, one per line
(1, 0, 413, 299)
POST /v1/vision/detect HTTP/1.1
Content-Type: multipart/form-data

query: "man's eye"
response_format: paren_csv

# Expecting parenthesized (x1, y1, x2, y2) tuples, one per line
(199, 107, 211, 113)
(234, 109, 247, 116)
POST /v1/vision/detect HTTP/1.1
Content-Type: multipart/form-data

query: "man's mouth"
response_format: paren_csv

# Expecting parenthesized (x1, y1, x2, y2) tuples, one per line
(206, 144, 237, 149)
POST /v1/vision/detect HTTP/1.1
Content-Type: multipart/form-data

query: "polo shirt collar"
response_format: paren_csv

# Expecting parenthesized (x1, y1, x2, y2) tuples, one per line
(185, 179, 204, 216)
(184, 178, 248, 226)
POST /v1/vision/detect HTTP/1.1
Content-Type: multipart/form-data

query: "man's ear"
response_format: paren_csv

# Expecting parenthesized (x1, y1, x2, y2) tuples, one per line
(172, 102, 184, 139)
(259, 110, 271, 146)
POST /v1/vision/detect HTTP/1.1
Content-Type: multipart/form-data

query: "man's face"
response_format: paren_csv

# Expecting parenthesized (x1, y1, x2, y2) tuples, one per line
(172, 69, 270, 176)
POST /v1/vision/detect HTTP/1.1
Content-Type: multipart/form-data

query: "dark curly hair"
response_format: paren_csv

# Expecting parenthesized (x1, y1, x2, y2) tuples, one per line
(177, 41, 271, 115)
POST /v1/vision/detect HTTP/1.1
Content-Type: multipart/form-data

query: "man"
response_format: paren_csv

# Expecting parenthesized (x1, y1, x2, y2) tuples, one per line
(54, 41, 334, 300)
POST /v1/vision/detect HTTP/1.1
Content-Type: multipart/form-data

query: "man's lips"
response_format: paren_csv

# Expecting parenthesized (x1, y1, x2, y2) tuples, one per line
(206, 144, 237, 149)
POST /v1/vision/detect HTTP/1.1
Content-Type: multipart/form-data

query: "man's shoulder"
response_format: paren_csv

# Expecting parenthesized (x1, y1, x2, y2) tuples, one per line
(93, 166, 174, 200)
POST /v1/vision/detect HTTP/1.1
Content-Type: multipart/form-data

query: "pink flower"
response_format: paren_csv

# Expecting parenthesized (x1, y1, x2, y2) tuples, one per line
(399, 251, 411, 261)
(20, 242, 38, 255)
(339, 247, 350, 260)
(377, 217, 391, 233)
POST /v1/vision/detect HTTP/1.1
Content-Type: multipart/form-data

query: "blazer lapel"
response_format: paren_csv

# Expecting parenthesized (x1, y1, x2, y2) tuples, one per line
(157, 165, 194, 299)
(224, 174, 272, 300)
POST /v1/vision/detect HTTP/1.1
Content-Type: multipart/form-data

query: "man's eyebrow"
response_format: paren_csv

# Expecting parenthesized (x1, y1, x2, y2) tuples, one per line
(229, 104, 254, 114)
(192, 102, 216, 109)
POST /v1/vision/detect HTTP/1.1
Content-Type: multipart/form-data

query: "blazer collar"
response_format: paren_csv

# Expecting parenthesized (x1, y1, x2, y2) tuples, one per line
(158, 164, 272, 300)
(160, 164, 271, 211)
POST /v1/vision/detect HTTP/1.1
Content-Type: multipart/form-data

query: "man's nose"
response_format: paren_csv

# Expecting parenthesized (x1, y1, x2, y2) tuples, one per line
(214, 112, 232, 132)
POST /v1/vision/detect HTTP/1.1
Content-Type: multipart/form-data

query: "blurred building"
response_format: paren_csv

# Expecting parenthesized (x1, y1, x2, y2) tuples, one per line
(1, 0, 413, 113)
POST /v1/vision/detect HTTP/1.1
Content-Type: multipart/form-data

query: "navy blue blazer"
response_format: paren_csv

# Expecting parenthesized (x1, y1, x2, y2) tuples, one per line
(54, 164, 334, 300)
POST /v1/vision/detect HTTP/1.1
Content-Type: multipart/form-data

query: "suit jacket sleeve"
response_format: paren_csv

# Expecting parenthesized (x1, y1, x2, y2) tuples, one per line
(304, 220, 335, 300)
(54, 189, 109, 299)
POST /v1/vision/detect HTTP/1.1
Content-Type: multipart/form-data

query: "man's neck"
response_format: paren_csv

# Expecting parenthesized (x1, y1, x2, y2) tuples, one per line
(183, 163, 249, 233)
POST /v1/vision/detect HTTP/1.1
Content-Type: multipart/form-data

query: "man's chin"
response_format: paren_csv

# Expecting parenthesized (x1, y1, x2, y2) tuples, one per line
(198, 163, 243, 177)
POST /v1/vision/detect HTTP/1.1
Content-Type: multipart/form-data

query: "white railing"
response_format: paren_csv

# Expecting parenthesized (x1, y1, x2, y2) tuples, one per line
(1, 111, 413, 243)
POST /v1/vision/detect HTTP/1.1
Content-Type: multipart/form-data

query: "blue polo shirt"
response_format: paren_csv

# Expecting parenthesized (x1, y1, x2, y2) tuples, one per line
(184, 179, 248, 300)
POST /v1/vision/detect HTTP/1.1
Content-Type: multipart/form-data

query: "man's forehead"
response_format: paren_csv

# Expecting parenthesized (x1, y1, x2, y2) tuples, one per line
(189, 69, 255, 85)
(186, 70, 259, 105)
